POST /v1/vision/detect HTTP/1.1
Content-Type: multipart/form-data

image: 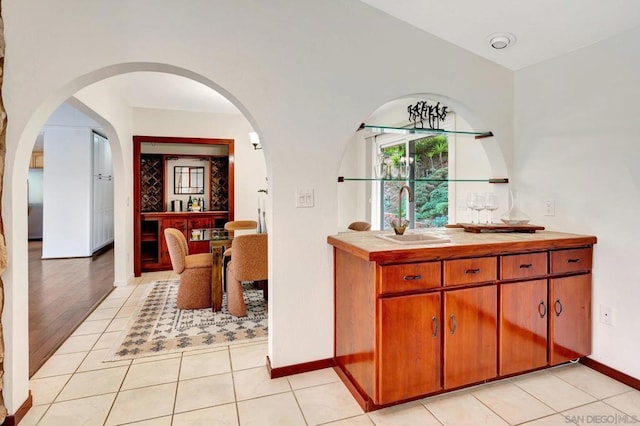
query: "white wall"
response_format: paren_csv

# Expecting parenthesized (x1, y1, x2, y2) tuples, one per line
(514, 27, 640, 379)
(2, 0, 513, 413)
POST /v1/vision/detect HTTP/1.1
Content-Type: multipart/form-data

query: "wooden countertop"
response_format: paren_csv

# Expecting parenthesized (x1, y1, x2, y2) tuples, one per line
(327, 228, 597, 263)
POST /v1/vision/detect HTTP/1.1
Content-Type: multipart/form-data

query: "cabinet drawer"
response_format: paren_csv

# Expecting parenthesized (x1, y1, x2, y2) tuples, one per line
(444, 257, 496, 287)
(550, 248, 592, 274)
(500, 252, 548, 280)
(380, 262, 441, 294)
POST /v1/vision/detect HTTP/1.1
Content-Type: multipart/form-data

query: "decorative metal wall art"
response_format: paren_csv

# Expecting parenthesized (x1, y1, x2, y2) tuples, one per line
(407, 101, 448, 130)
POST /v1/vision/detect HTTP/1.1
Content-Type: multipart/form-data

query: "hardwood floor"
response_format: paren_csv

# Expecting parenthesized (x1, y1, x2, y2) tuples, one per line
(28, 241, 114, 377)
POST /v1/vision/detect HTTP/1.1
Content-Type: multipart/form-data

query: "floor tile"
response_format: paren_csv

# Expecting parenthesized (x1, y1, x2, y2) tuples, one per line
(512, 371, 597, 411)
(229, 342, 267, 370)
(603, 390, 640, 417)
(77, 348, 131, 372)
(368, 401, 441, 425)
(97, 297, 128, 310)
(233, 366, 291, 401)
(54, 333, 101, 355)
(38, 393, 116, 426)
(237, 392, 306, 426)
(324, 415, 374, 425)
(287, 367, 340, 390)
(56, 366, 128, 401)
(180, 348, 231, 380)
(422, 392, 510, 426)
(105, 316, 130, 332)
(72, 319, 111, 336)
(29, 374, 71, 406)
(125, 416, 173, 425)
(295, 381, 363, 425)
(132, 351, 182, 364)
(32, 352, 87, 379)
(174, 373, 235, 413)
(121, 357, 181, 390)
(551, 364, 634, 399)
(561, 400, 626, 425)
(520, 413, 581, 426)
(105, 383, 176, 425)
(86, 307, 119, 321)
(93, 331, 121, 350)
(16, 404, 49, 426)
(472, 381, 555, 424)
(116, 304, 138, 318)
(172, 403, 239, 426)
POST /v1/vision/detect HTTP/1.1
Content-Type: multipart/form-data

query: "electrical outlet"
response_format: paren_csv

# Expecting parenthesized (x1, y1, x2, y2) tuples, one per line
(544, 199, 555, 216)
(600, 305, 613, 325)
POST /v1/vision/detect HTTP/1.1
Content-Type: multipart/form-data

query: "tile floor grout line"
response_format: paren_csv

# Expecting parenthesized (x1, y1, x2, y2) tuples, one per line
(469, 392, 516, 425)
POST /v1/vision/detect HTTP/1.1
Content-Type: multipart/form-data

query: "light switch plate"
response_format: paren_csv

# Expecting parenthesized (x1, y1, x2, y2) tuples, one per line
(296, 188, 314, 208)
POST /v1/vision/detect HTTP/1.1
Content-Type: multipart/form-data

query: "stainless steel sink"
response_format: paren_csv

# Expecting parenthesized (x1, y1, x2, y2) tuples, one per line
(376, 233, 450, 245)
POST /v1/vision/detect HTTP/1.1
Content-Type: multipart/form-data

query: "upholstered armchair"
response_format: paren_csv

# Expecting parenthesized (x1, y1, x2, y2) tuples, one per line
(222, 220, 258, 288)
(164, 228, 212, 309)
(226, 233, 267, 317)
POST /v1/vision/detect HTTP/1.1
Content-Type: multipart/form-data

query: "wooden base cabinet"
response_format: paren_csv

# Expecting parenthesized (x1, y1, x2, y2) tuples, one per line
(329, 231, 596, 412)
(499, 279, 549, 376)
(549, 274, 592, 365)
(444, 285, 497, 389)
(378, 293, 441, 404)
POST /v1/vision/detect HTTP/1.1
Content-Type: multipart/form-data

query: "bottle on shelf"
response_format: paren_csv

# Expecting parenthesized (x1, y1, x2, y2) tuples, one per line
(187, 196, 193, 211)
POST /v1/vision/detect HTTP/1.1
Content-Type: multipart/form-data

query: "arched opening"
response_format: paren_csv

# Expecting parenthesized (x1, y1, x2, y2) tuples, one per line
(5, 63, 268, 400)
(338, 95, 509, 231)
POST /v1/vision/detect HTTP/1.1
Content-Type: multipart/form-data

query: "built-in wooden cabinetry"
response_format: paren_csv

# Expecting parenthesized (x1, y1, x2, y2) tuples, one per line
(134, 136, 234, 276)
(329, 230, 596, 411)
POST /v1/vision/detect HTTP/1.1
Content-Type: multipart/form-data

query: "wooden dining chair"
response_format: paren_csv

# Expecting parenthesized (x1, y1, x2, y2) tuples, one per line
(222, 220, 258, 288)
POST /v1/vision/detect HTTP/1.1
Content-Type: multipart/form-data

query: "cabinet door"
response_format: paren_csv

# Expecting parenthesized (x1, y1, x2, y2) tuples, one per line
(549, 274, 592, 365)
(444, 285, 497, 389)
(377, 292, 441, 404)
(500, 280, 548, 376)
(160, 218, 188, 266)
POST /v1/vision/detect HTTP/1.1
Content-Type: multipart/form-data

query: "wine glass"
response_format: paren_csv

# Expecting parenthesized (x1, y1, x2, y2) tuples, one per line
(466, 193, 476, 223)
(471, 193, 486, 224)
(484, 192, 499, 224)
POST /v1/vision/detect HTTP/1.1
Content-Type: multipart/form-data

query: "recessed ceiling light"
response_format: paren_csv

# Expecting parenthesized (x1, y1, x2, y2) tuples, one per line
(487, 33, 516, 50)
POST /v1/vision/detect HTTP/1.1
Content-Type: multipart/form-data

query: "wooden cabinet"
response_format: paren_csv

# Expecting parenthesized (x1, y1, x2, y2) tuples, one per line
(443, 285, 497, 389)
(549, 274, 592, 365)
(330, 230, 596, 412)
(133, 136, 234, 276)
(500, 279, 548, 375)
(378, 293, 441, 404)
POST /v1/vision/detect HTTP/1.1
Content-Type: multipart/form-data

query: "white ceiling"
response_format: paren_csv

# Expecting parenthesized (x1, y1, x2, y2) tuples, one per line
(86, 2, 640, 114)
(360, 0, 640, 70)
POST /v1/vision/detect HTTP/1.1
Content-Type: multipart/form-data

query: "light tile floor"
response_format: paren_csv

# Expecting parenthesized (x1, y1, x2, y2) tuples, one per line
(22, 271, 640, 425)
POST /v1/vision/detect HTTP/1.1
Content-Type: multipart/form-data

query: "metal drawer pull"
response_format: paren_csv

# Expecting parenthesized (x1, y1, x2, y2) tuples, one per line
(554, 299, 563, 316)
(431, 316, 438, 337)
(567, 258, 581, 263)
(449, 314, 457, 335)
(538, 301, 547, 318)
(403, 274, 423, 281)
(520, 263, 533, 269)
(465, 268, 480, 274)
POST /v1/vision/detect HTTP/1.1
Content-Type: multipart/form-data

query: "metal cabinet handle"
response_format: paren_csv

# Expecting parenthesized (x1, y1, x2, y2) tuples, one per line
(431, 316, 438, 337)
(403, 274, 423, 281)
(449, 314, 457, 335)
(567, 258, 581, 263)
(554, 299, 563, 316)
(465, 268, 480, 274)
(520, 263, 533, 269)
(538, 301, 547, 318)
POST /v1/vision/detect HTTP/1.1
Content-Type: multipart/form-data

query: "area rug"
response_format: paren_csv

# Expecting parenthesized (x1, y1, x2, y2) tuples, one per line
(105, 279, 268, 361)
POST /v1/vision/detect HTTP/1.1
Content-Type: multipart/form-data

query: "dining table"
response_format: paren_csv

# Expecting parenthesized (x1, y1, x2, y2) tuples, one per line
(189, 228, 233, 312)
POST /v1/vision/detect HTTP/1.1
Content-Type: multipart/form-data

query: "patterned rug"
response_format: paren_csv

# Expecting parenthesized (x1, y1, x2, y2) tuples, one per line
(105, 279, 268, 361)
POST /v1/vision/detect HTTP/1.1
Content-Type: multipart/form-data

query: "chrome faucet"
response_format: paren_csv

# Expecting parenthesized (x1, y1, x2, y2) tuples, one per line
(393, 185, 413, 235)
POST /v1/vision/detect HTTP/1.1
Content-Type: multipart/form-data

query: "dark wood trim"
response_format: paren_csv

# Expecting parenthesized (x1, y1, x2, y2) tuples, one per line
(1, 391, 32, 426)
(266, 356, 335, 379)
(580, 357, 640, 390)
